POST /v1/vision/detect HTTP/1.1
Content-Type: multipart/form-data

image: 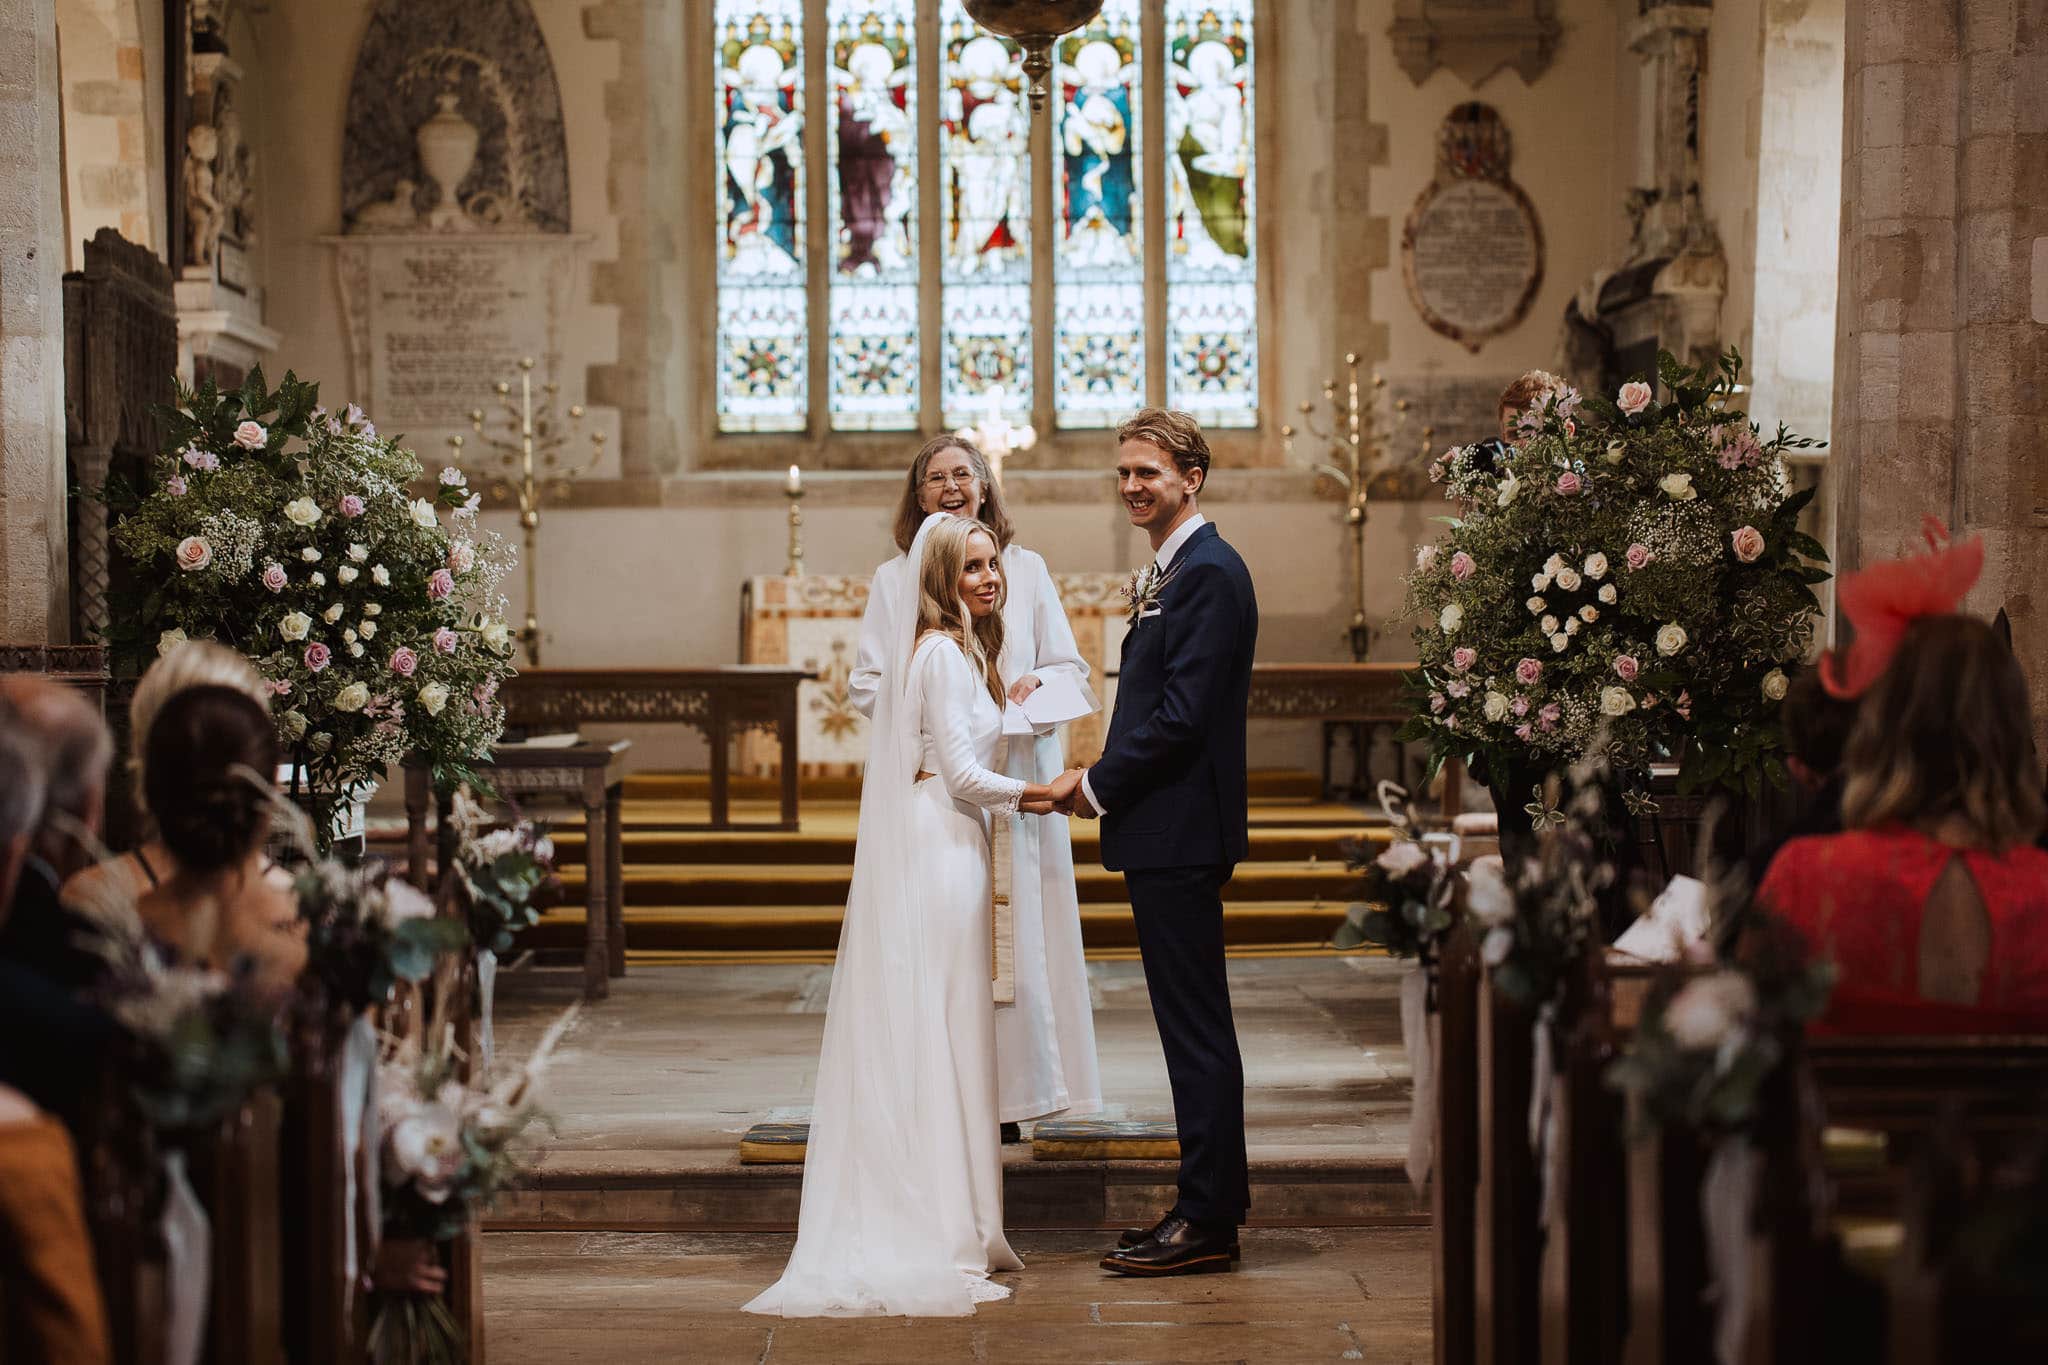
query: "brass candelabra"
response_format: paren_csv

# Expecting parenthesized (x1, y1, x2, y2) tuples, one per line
(1281, 353, 1434, 662)
(447, 358, 606, 667)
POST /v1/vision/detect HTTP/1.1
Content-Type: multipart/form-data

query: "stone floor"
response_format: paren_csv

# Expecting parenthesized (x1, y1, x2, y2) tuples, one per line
(483, 1226, 1435, 1363)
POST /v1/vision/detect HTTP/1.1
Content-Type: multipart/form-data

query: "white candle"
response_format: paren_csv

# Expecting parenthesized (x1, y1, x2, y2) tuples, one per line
(786, 464, 802, 495)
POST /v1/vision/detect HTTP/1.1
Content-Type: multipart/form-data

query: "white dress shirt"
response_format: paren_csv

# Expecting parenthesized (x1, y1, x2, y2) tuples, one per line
(1079, 511, 1207, 816)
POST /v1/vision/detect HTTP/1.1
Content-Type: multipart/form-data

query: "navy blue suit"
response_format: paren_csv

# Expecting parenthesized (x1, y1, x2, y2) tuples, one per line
(1089, 520, 1256, 1225)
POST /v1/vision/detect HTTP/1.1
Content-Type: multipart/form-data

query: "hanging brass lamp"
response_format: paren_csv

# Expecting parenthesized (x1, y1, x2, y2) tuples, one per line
(960, 1, 1105, 112)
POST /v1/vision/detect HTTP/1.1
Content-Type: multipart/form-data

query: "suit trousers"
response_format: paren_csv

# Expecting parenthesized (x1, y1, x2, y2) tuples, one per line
(1125, 864, 1250, 1225)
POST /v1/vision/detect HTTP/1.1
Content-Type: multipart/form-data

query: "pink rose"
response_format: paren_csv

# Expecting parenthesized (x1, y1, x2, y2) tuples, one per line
(1617, 381, 1653, 416)
(233, 420, 266, 450)
(266, 678, 292, 697)
(303, 642, 331, 673)
(1510, 695, 1530, 717)
(1450, 551, 1476, 581)
(261, 562, 288, 593)
(1451, 646, 1477, 672)
(1515, 657, 1543, 686)
(1625, 543, 1652, 571)
(1614, 654, 1641, 682)
(390, 646, 419, 678)
(1515, 724, 1534, 742)
(433, 627, 459, 655)
(165, 475, 188, 496)
(1430, 693, 1447, 714)
(1445, 680, 1471, 700)
(1731, 526, 1765, 563)
(1538, 702, 1562, 730)
(426, 568, 455, 601)
(446, 540, 475, 574)
(181, 447, 219, 471)
(1555, 471, 1583, 496)
(174, 536, 213, 572)
(340, 494, 366, 518)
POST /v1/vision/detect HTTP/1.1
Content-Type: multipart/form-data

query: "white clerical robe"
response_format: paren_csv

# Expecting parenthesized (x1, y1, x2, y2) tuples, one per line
(850, 543, 1104, 1123)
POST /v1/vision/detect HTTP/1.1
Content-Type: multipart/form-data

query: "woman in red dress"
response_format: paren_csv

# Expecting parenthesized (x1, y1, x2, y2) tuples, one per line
(1759, 609, 2048, 1028)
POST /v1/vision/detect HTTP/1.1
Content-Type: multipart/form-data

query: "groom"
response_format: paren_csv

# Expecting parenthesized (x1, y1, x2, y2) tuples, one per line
(1053, 408, 1257, 1276)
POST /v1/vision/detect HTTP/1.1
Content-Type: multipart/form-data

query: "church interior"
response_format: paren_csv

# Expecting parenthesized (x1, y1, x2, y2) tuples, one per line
(2, 0, 2047, 1361)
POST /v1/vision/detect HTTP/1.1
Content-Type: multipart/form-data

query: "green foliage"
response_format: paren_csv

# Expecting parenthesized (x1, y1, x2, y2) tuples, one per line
(1405, 349, 1830, 808)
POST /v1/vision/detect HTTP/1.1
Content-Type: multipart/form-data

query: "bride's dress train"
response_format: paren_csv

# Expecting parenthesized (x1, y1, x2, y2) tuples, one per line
(746, 519, 1024, 1318)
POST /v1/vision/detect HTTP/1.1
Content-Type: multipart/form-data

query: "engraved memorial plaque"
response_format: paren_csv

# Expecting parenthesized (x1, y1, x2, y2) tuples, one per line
(1401, 103, 1544, 353)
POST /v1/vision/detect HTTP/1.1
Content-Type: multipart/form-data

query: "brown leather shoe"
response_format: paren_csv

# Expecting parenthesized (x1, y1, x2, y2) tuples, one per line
(1117, 1214, 1239, 1260)
(1100, 1214, 1239, 1276)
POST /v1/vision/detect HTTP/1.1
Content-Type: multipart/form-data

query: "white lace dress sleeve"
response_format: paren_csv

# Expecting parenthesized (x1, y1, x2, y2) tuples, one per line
(918, 637, 1026, 815)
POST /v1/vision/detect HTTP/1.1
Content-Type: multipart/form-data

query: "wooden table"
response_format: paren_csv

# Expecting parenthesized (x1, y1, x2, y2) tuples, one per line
(500, 667, 812, 830)
(405, 740, 631, 1001)
(1246, 662, 1450, 804)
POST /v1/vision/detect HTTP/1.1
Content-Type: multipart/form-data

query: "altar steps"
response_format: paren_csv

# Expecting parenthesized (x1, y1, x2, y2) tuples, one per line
(516, 768, 1383, 955)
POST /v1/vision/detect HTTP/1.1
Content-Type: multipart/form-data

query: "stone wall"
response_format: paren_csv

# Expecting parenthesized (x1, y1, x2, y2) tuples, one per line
(55, 0, 167, 267)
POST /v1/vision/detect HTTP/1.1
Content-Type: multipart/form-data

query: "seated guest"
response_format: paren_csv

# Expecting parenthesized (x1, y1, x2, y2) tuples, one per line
(65, 639, 272, 920)
(1744, 665, 1858, 889)
(0, 675, 117, 991)
(1759, 613, 2048, 1024)
(112, 685, 306, 1004)
(0, 705, 113, 1362)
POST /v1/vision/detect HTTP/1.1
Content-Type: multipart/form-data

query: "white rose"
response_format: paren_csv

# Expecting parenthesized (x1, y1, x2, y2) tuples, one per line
(1603, 439, 1626, 465)
(343, 628, 357, 643)
(333, 682, 371, 713)
(1483, 691, 1511, 723)
(309, 572, 326, 588)
(301, 546, 320, 562)
(1762, 668, 1790, 701)
(1374, 840, 1431, 877)
(1483, 926, 1514, 966)
(1541, 614, 1559, 635)
(1532, 573, 1552, 593)
(1664, 972, 1757, 1051)
(1496, 473, 1521, 507)
(1598, 584, 1618, 604)
(280, 709, 308, 740)
(348, 543, 369, 563)
(279, 611, 312, 642)
(1527, 596, 1547, 615)
(383, 881, 435, 925)
(1551, 633, 1570, 652)
(349, 642, 365, 658)
(1440, 603, 1464, 634)
(1584, 552, 1609, 579)
(1600, 686, 1637, 716)
(364, 603, 382, 617)
(410, 498, 439, 530)
(1659, 472, 1697, 501)
(447, 540, 476, 574)
(359, 619, 377, 639)
(1465, 857, 1515, 927)
(1555, 568, 1583, 592)
(338, 565, 358, 585)
(323, 602, 344, 623)
(417, 681, 451, 717)
(1656, 623, 1689, 657)
(1579, 605, 1599, 623)
(439, 466, 467, 487)
(157, 628, 188, 657)
(372, 564, 390, 586)
(482, 620, 512, 651)
(1565, 618, 1582, 636)
(1544, 553, 1566, 576)
(1415, 544, 1439, 573)
(284, 497, 321, 527)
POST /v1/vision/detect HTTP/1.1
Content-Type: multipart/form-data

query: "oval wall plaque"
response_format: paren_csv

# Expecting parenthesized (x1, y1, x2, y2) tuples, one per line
(1400, 103, 1544, 353)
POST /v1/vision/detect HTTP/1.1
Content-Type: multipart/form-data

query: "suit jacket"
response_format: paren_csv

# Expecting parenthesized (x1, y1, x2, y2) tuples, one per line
(1092, 522, 1258, 872)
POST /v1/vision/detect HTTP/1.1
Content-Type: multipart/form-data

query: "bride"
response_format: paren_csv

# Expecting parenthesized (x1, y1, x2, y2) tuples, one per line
(745, 513, 1082, 1318)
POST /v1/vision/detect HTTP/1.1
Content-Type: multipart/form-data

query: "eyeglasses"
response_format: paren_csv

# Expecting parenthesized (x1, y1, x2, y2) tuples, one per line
(922, 470, 978, 491)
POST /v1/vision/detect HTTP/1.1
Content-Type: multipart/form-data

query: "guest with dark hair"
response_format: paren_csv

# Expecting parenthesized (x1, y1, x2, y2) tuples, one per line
(0, 695, 112, 1362)
(121, 684, 305, 1003)
(1745, 664, 1860, 888)
(1760, 612, 2048, 1026)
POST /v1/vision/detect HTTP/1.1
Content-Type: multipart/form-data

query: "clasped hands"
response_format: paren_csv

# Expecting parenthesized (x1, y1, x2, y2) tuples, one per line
(1021, 766, 1096, 819)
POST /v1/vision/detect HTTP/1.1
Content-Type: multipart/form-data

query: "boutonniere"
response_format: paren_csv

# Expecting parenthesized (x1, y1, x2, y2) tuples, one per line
(1119, 561, 1183, 626)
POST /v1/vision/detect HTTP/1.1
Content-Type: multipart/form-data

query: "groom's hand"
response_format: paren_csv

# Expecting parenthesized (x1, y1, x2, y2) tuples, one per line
(1045, 766, 1086, 815)
(1055, 767, 1101, 820)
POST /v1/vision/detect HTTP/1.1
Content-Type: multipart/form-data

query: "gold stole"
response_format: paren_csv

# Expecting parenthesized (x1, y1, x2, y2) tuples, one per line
(989, 735, 1016, 1005)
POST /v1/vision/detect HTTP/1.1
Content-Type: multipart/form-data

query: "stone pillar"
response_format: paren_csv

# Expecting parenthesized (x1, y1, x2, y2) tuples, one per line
(0, 0, 69, 644)
(1832, 0, 2048, 744)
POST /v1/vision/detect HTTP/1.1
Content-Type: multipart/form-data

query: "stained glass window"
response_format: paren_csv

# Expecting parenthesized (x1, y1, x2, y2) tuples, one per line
(1052, 0, 1144, 428)
(715, 0, 807, 433)
(1165, 0, 1256, 427)
(827, 1, 919, 430)
(939, 0, 1032, 430)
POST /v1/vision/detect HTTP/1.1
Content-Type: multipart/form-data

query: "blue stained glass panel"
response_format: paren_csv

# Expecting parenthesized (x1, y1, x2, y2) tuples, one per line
(940, 0, 1032, 429)
(827, 0, 918, 429)
(715, 0, 807, 432)
(1166, 0, 1256, 426)
(1052, 0, 1143, 428)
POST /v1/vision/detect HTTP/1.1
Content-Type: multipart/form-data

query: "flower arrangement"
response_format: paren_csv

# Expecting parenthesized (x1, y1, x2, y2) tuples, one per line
(294, 858, 471, 1015)
(1402, 350, 1829, 806)
(110, 369, 518, 833)
(1468, 759, 1618, 1010)
(1336, 783, 1458, 966)
(371, 994, 577, 1361)
(1606, 915, 1834, 1137)
(447, 789, 558, 956)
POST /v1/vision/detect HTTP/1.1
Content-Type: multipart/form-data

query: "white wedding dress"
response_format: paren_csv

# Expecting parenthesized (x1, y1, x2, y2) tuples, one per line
(745, 516, 1025, 1318)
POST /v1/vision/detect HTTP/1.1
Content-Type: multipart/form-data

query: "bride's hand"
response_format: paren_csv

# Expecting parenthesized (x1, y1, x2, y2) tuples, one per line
(1020, 798, 1060, 815)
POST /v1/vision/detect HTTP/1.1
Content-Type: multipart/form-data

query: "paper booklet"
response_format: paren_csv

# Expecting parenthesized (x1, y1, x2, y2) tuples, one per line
(1000, 672, 1101, 737)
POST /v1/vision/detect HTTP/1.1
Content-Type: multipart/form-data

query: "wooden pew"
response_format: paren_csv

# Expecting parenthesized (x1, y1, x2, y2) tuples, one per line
(188, 1092, 285, 1364)
(1433, 907, 1481, 1365)
(78, 1064, 170, 1365)
(279, 1009, 367, 1362)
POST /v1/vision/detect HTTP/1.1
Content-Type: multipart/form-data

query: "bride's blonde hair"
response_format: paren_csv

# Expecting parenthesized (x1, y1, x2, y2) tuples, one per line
(915, 518, 1006, 707)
